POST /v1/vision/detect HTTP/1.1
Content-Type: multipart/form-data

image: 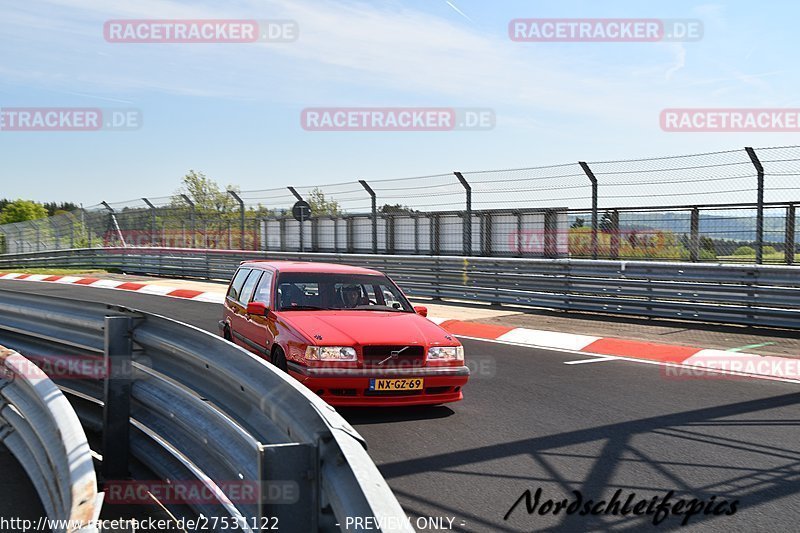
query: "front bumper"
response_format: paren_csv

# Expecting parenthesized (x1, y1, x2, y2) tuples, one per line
(287, 362, 470, 406)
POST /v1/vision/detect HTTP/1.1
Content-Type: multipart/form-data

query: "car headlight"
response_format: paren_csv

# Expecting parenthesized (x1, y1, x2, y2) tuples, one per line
(306, 346, 357, 361)
(427, 346, 464, 361)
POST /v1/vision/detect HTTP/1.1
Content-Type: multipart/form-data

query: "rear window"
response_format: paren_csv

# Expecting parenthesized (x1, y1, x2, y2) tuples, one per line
(227, 268, 251, 301)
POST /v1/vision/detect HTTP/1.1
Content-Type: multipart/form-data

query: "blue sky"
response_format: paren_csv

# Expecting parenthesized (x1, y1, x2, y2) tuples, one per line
(1, 0, 798, 204)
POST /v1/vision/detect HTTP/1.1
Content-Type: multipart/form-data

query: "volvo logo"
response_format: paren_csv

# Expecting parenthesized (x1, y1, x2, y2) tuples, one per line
(377, 346, 409, 366)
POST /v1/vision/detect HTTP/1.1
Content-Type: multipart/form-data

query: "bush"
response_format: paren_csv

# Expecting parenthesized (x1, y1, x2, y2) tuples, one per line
(732, 246, 755, 256)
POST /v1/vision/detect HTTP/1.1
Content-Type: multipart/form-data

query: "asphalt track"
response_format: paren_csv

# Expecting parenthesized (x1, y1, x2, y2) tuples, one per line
(1, 280, 799, 532)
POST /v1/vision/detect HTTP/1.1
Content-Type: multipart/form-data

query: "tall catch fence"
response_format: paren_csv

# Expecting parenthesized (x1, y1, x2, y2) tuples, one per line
(0, 146, 798, 264)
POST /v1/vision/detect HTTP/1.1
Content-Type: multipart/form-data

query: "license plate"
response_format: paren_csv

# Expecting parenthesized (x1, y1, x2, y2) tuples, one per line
(369, 378, 424, 391)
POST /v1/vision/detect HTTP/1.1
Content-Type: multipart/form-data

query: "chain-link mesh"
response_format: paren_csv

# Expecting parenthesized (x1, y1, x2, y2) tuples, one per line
(0, 146, 798, 264)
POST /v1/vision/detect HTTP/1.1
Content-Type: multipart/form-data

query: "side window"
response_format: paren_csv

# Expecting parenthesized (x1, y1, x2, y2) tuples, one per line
(239, 270, 263, 304)
(253, 271, 274, 305)
(227, 268, 251, 301)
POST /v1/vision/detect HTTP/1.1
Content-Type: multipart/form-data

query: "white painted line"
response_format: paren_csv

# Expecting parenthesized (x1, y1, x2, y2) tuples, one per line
(89, 279, 123, 289)
(25, 274, 50, 281)
(497, 328, 600, 351)
(426, 317, 448, 325)
(53, 276, 84, 284)
(192, 292, 226, 304)
(564, 356, 619, 365)
(136, 284, 176, 296)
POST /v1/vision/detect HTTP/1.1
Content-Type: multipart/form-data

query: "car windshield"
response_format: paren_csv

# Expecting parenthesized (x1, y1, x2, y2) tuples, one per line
(275, 272, 413, 312)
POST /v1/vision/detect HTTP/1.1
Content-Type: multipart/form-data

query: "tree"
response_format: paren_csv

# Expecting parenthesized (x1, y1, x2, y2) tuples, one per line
(380, 203, 416, 215)
(0, 199, 48, 224)
(174, 170, 238, 214)
(307, 188, 341, 216)
(570, 217, 585, 229)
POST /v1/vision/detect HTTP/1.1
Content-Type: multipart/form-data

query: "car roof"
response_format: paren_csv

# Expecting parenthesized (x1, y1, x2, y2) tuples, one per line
(239, 260, 384, 276)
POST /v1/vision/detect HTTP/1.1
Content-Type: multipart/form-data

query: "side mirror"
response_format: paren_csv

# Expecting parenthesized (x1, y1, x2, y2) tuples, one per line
(247, 301, 268, 316)
(414, 306, 428, 317)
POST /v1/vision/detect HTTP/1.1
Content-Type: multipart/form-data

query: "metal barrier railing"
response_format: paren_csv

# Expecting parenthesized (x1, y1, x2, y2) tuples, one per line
(0, 247, 798, 330)
(0, 345, 102, 533)
(0, 288, 412, 532)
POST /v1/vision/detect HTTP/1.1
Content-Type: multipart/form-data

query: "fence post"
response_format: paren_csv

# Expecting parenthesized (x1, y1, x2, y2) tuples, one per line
(142, 198, 157, 246)
(358, 180, 378, 254)
(454, 172, 472, 256)
(610, 209, 620, 259)
(745, 147, 765, 264)
(34, 221, 41, 252)
(690, 207, 700, 262)
(227, 190, 245, 250)
(180, 194, 195, 248)
(102, 315, 133, 481)
(287, 187, 305, 253)
(579, 162, 599, 259)
(786, 204, 796, 265)
(48, 217, 60, 250)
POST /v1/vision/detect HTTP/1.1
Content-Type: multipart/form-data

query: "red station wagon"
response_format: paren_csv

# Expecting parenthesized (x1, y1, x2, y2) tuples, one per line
(219, 261, 470, 406)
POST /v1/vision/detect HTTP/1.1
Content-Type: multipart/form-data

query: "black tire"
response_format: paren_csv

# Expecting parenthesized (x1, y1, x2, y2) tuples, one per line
(271, 346, 288, 372)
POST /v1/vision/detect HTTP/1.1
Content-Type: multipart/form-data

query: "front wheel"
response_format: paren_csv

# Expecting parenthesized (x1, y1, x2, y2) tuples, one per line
(271, 346, 288, 372)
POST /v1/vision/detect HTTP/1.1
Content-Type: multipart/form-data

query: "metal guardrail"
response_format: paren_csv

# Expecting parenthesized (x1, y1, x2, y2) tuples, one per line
(1, 247, 798, 329)
(0, 345, 102, 533)
(0, 288, 412, 532)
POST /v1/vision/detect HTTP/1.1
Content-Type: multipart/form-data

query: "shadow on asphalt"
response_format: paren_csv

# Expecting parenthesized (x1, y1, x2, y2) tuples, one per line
(339, 405, 456, 425)
(377, 392, 800, 532)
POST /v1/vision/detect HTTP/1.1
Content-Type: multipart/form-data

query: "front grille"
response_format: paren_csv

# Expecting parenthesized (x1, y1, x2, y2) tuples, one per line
(361, 345, 425, 368)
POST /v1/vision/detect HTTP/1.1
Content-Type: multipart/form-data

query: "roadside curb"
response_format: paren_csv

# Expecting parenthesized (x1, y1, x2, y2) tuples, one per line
(0, 272, 225, 304)
(2, 272, 797, 383)
(430, 318, 800, 383)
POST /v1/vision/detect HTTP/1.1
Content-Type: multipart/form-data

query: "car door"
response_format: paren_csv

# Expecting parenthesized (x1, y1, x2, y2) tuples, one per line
(234, 269, 264, 355)
(241, 269, 276, 359)
(225, 267, 253, 345)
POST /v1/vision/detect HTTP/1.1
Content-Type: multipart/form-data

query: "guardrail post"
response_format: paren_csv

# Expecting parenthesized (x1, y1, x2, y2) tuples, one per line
(690, 207, 700, 262)
(102, 315, 133, 481)
(610, 209, 620, 259)
(745, 147, 765, 264)
(786, 203, 796, 265)
(259, 443, 317, 531)
(359, 180, 378, 254)
(287, 187, 306, 253)
(579, 162, 599, 259)
(454, 172, 472, 256)
(142, 198, 157, 246)
(180, 194, 195, 248)
(227, 190, 246, 250)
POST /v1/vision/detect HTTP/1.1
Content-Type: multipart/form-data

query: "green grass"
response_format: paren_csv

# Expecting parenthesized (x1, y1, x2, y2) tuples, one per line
(0, 268, 110, 275)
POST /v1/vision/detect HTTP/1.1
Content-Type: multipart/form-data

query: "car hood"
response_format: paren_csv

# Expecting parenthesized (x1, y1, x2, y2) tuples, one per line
(279, 311, 457, 347)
